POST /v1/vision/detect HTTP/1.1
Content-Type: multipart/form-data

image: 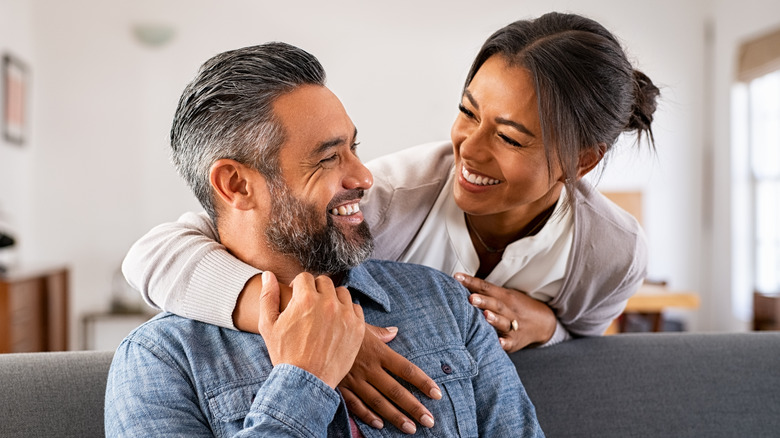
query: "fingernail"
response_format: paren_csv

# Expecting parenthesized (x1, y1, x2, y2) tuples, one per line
(485, 310, 495, 322)
(454, 273, 465, 282)
(261, 271, 270, 282)
(420, 414, 435, 428)
(370, 419, 383, 429)
(430, 387, 442, 399)
(499, 338, 506, 347)
(386, 326, 398, 334)
(401, 420, 417, 434)
(471, 295, 482, 306)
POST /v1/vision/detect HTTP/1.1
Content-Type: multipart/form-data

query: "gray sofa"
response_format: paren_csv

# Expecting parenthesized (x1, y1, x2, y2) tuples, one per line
(1, 332, 778, 437)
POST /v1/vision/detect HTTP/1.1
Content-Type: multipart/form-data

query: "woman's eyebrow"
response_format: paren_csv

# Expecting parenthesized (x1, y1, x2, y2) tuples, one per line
(463, 89, 536, 138)
(464, 89, 480, 110)
(496, 116, 535, 138)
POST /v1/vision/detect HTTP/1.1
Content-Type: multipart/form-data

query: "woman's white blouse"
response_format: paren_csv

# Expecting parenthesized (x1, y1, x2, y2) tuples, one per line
(399, 173, 574, 304)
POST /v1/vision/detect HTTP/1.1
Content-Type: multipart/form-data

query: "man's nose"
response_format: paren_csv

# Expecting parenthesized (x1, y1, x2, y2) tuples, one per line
(342, 155, 373, 190)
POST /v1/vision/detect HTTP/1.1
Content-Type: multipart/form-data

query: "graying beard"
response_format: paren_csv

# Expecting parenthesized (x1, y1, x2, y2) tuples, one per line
(265, 183, 373, 275)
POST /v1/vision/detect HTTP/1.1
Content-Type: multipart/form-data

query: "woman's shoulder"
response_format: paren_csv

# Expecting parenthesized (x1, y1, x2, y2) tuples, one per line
(568, 180, 648, 281)
(572, 181, 644, 236)
(362, 142, 455, 260)
(365, 141, 454, 190)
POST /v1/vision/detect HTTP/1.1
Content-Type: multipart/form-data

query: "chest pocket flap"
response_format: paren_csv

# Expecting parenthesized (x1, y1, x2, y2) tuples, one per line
(405, 345, 477, 384)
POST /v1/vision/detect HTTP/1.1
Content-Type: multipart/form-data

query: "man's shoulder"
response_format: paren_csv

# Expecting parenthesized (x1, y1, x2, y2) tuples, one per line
(123, 312, 236, 348)
(358, 260, 468, 306)
(362, 259, 456, 282)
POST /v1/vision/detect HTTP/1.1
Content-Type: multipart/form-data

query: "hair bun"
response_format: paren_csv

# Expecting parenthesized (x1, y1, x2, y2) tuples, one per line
(626, 70, 660, 142)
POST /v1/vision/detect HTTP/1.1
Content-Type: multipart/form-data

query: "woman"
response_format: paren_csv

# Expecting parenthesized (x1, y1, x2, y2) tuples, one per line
(124, 11, 659, 432)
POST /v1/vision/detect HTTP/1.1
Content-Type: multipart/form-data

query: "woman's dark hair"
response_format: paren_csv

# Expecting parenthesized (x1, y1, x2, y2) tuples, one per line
(464, 12, 660, 207)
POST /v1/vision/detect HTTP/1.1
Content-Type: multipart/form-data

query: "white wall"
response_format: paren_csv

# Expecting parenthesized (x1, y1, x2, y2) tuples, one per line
(0, 0, 34, 264)
(1, 0, 768, 348)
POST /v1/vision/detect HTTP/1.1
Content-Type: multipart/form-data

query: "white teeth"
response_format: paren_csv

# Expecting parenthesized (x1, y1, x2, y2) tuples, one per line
(331, 203, 360, 216)
(462, 166, 499, 186)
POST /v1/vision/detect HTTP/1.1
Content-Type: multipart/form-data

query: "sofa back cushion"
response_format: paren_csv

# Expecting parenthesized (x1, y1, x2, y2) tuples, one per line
(512, 332, 780, 438)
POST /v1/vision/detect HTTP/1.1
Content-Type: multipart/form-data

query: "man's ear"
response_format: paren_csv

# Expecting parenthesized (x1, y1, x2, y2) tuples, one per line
(575, 143, 606, 180)
(209, 159, 261, 211)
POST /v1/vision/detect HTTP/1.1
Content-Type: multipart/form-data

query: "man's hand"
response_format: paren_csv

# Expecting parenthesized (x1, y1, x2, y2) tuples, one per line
(257, 271, 365, 388)
(339, 325, 442, 434)
(455, 273, 556, 352)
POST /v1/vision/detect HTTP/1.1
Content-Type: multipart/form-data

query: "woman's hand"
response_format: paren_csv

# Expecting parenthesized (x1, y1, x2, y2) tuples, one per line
(455, 273, 556, 352)
(338, 324, 442, 434)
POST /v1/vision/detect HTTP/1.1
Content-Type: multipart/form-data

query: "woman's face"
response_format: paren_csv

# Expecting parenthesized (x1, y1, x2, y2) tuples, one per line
(450, 55, 563, 219)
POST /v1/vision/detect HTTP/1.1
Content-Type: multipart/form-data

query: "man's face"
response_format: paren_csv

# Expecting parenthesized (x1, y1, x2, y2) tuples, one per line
(264, 84, 374, 275)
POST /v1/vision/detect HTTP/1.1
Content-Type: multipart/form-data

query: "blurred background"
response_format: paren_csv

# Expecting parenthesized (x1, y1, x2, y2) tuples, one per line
(1, 0, 779, 350)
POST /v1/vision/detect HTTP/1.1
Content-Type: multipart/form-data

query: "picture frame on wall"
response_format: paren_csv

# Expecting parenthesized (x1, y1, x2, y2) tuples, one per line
(3, 53, 28, 146)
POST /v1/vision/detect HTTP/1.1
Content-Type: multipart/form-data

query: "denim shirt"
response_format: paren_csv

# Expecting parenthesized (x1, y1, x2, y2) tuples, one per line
(105, 260, 544, 437)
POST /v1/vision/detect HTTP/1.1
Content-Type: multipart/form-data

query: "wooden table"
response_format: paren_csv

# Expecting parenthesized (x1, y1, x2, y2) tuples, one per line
(606, 284, 700, 334)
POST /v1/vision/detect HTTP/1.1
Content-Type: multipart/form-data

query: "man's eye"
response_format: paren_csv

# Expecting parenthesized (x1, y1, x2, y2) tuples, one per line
(320, 154, 338, 164)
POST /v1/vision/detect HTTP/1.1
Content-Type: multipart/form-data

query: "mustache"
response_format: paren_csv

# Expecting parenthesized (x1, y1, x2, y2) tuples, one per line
(326, 189, 365, 211)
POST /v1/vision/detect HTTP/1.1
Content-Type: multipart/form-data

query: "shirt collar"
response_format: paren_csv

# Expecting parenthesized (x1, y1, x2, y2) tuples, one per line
(340, 263, 392, 312)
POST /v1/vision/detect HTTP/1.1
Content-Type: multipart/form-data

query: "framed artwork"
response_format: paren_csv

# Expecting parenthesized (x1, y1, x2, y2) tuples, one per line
(3, 53, 28, 145)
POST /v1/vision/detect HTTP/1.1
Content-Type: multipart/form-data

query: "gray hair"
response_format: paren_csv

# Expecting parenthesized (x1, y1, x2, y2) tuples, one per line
(169, 42, 326, 222)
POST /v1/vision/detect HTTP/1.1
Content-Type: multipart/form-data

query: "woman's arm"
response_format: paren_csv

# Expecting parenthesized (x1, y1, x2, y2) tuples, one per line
(121, 211, 261, 330)
(122, 142, 453, 330)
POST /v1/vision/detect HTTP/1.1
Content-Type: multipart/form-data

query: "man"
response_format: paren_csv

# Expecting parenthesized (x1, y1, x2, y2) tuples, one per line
(105, 42, 543, 437)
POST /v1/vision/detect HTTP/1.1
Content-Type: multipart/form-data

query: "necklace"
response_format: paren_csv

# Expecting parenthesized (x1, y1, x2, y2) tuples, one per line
(465, 206, 556, 254)
(465, 214, 505, 253)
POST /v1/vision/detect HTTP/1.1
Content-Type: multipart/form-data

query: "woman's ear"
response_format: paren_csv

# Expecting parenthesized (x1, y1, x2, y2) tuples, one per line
(576, 143, 606, 179)
(209, 159, 261, 211)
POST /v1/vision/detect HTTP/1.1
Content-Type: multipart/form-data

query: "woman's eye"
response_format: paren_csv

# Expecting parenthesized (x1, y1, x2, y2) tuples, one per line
(499, 133, 523, 148)
(458, 103, 475, 119)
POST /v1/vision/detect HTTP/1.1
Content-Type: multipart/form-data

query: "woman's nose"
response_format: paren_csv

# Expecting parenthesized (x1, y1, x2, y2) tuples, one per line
(458, 125, 491, 162)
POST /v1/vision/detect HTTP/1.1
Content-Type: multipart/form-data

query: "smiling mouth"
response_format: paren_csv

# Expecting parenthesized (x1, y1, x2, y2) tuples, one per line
(330, 202, 361, 216)
(461, 166, 500, 186)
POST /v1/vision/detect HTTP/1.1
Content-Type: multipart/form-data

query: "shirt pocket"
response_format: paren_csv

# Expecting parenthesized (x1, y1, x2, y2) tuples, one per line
(206, 378, 264, 438)
(403, 345, 479, 438)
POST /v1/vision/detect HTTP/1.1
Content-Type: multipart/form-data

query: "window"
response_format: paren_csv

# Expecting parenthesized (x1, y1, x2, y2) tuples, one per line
(733, 27, 780, 320)
(748, 71, 780, 294)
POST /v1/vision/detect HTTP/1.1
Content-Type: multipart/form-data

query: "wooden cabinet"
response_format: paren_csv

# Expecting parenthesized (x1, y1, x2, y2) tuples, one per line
(754, 291, 780, 331)
(0, 266, 68, 353)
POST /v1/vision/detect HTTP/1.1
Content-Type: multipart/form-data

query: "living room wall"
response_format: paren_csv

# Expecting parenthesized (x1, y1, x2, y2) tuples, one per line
(0, 0, 34, 264)
(1, 0, 773, 348)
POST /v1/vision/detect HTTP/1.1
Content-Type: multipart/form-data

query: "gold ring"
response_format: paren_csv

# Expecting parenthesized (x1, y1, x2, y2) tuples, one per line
(510, 319, 519, 332)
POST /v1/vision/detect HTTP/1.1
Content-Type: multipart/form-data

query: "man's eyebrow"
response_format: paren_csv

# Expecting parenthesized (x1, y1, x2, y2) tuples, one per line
(312, 127, 359, 156)
(463, 89, 536, 138)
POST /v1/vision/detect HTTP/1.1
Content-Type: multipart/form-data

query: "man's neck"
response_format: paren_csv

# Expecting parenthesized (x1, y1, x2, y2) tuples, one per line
(275, 270, 347, 312)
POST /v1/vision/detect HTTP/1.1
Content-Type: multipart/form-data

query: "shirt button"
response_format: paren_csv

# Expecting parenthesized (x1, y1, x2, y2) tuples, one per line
(441, 364, 452, 374)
